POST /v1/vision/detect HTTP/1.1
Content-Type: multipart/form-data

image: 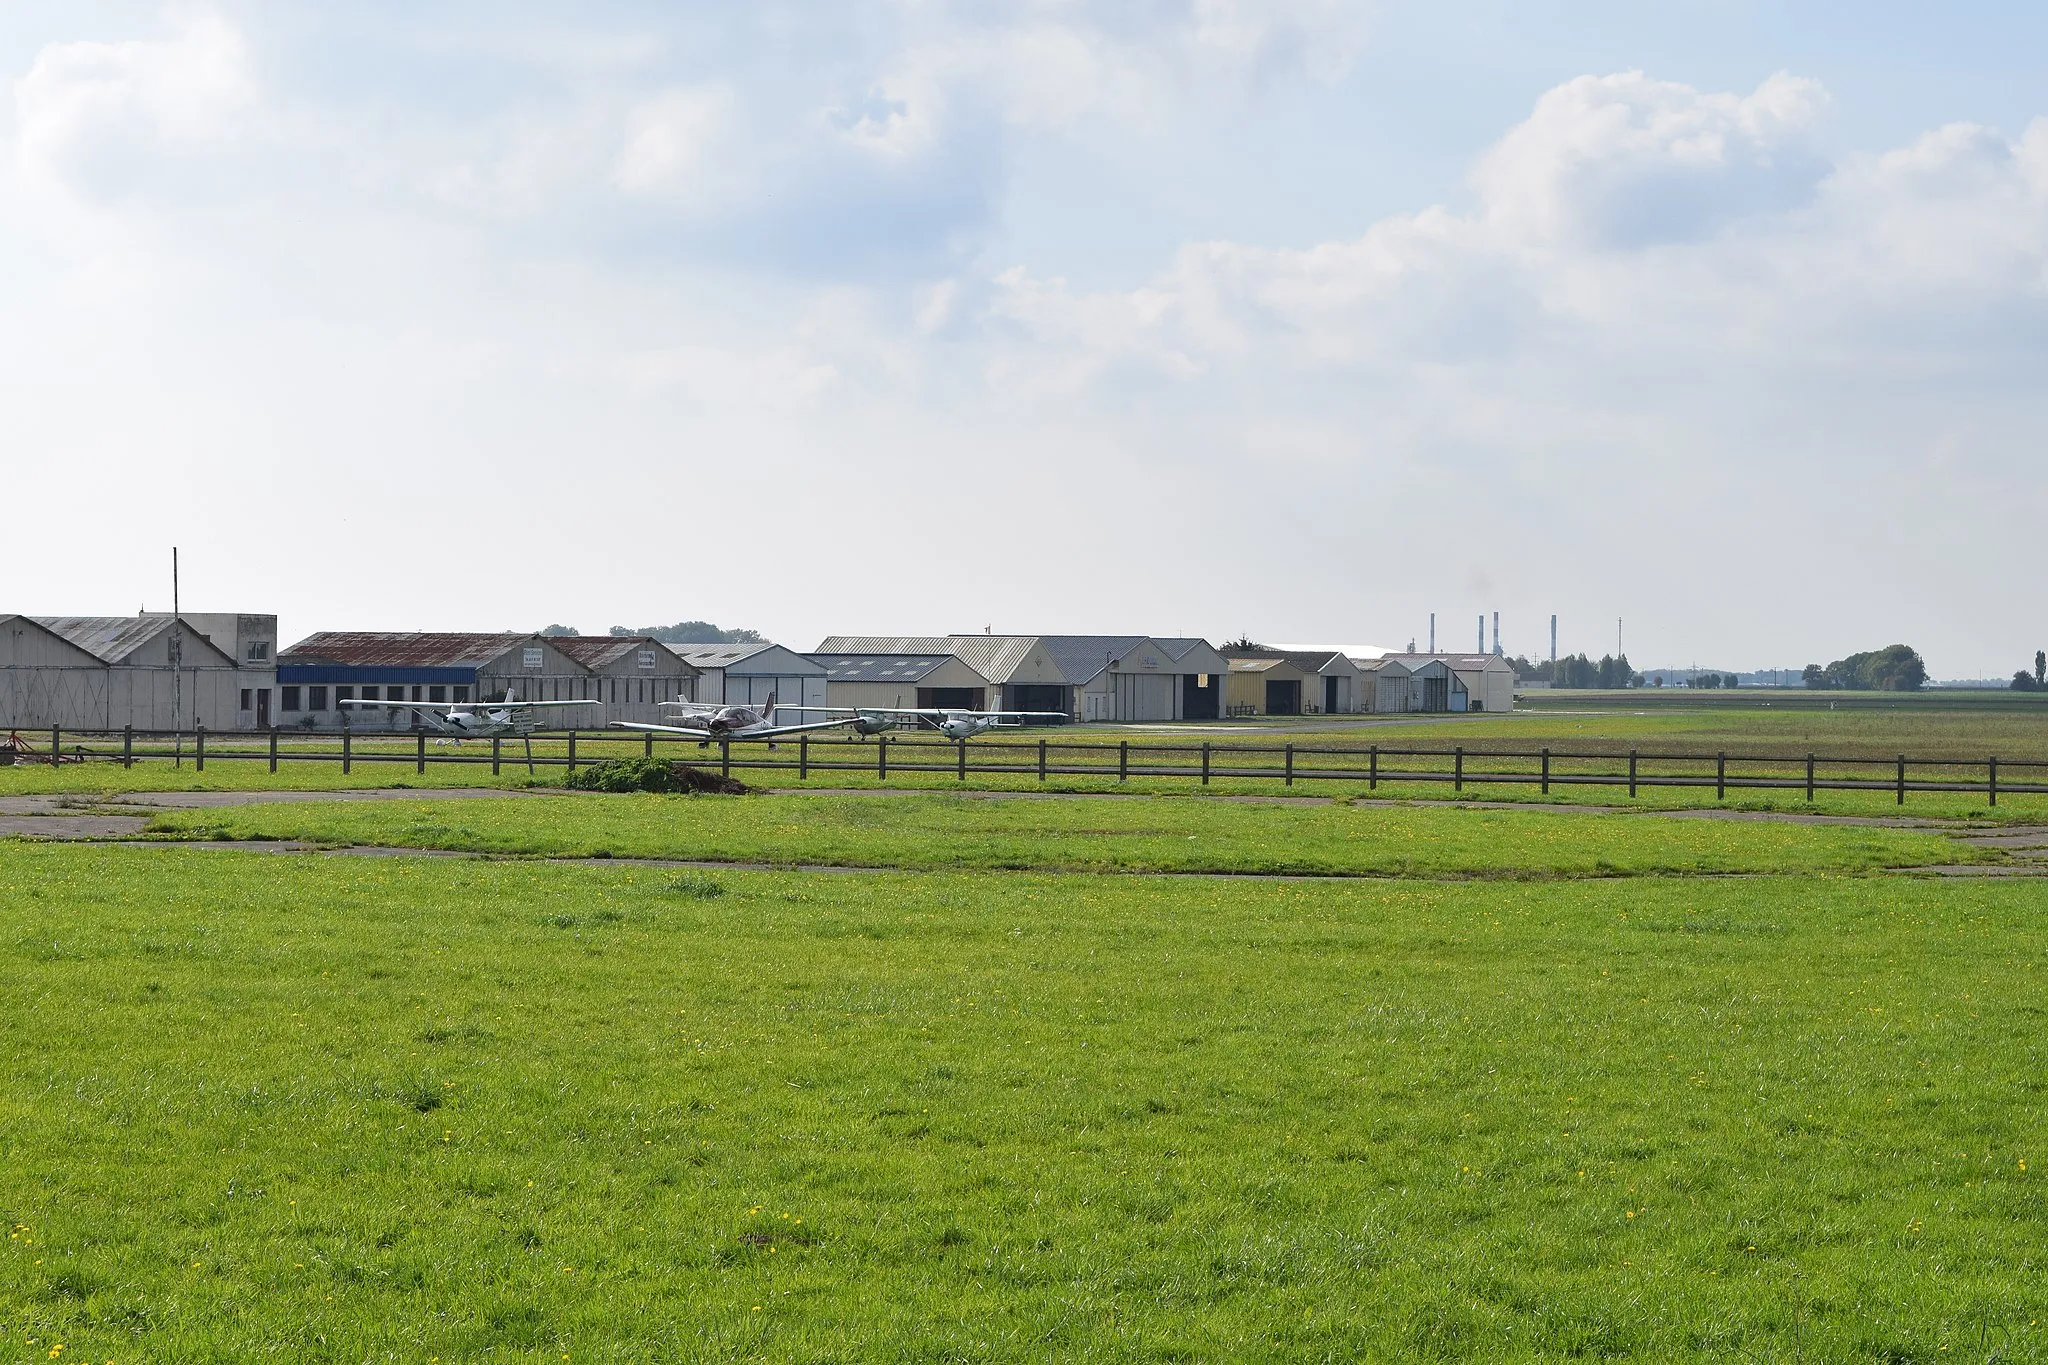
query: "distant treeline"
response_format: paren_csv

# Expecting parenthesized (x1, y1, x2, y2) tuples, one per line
(2012, 651, 2047, 691)
(1510, 654, 1640, 688)
(1801, 645, 1925, 691)
(540, 621, 766, 644)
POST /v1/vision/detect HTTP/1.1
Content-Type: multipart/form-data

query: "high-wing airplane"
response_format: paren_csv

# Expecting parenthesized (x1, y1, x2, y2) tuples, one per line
(608, 693, 866, 743)
(783, 705, 1069, 741)
(338, 695, 602, 737)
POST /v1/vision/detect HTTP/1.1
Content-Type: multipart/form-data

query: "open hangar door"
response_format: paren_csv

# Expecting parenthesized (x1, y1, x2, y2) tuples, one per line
(1265, 678, 1302, 715)
(1182, 672, 1219, 720)
(1006, 684, 1071, 720)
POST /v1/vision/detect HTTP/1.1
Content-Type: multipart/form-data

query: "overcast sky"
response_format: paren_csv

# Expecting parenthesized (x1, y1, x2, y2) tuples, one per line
(4, 3, 2045, 675)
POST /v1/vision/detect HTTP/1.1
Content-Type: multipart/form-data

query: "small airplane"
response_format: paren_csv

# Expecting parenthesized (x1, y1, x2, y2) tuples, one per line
(783, 705, 1069, 741)
(338, 694, 602, 737)
(608, 693, 867, 744)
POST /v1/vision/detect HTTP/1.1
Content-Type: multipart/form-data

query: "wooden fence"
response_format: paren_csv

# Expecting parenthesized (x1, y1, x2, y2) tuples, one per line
(9, 725, 2048, 806)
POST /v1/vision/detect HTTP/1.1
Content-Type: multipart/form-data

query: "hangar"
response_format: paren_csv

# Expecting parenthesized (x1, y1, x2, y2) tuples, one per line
(544, 637, 699, 724)
(1220, 649, 1364, 716)
(1369, 653, 1518, 713)
(808, 651, 995, 712)
(675, 643, 828, 713)
(814, 635, 1230, 723)
(1, 612, 277, 731)
(276, 632, 670, 730)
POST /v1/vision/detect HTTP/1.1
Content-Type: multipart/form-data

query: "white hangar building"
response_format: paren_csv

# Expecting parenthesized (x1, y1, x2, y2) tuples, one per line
(1, 612, 278, 731)
(674, 643, 828, 713)
(813, 635, 1231, 723)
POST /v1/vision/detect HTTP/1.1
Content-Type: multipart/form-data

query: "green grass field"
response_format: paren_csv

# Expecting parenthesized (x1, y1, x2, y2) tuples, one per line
(2, 843, 2042, 1361)
(136, 792, 1988, 878)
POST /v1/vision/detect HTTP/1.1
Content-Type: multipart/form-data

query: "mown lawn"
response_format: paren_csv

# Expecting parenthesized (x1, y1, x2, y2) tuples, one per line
(134, 792, 1988, 878)
(2, 844, 2043, 1361)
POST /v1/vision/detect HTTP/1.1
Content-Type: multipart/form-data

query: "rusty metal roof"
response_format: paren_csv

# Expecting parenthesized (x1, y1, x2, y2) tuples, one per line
(281, 632, 538, 668)
(550, 636, 692, 671)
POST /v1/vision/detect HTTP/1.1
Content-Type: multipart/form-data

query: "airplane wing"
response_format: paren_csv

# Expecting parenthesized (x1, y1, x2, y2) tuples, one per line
(783, 706, 1068, 721)
(747, 717, 873, 738)
(338, 699, 451, 712)
(609, 721, 719, 739)
(484, 699, 604, 709)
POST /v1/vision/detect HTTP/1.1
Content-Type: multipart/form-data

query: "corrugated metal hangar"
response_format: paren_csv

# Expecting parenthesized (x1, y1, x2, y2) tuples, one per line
(1221, 649, 1364, 716)
(813, 635, 1231, 722)
(277, 632, 696, 728)
(674, 644, 827, 713)
(2, 613, 277, 731)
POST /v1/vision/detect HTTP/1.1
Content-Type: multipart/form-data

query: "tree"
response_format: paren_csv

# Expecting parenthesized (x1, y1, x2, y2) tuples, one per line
(1221, 636, 1264, 652)
(2012, 670, 2040, 692)
(2037, 650, 2045, 687)
(539, 624, 579, 636)
(1802, 646, 1925, 691)
(610, 621, 766, 644)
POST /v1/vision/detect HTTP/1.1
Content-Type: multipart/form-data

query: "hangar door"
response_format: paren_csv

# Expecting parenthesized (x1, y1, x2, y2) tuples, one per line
(1181, 673, 1218, 720)
(1324, 676, 1342, 714)
(1008, 684, 1069, 719)
(1116, 673, 1176, 722)
(1264, 679, 1301, 715)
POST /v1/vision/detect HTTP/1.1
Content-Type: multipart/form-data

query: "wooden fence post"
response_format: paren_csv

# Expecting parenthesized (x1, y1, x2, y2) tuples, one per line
(799, 735, 809, 781)
(1896, 755, 1906, 806)
(1284, 743, 1294, 786)
(268, 727, 278, 774)
(566, 731, 576, 774)
(644, 731, 653, 759)
(1038, 738, 1047, 781)
(342, 728, 352, 775)
(1201, 742, 1211, 785)
(1454, 746, 1463, 793)
(721, 739, 730, 780)
(878, 734, 887, 781)
(122, 725, 133, 769)
(1541, 747, 1550, 795)
(1119, 741, 1128, 783)
(50, 725, 60, 768)
(957, 739, 967, 781)
(195, 724, 205, 772)
(1989, 756, 1998, 808)
(417, 730, 427, 775)
(1628, 750, 1637, 799)
(1716, 751, 1725, 801)
(492, 736, 502, 776)
(1369, 745, 1378, 791)
(1806, 753, 1815, 802)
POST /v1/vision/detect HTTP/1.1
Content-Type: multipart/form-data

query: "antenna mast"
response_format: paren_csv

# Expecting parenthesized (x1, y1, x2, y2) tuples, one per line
(171, 548, 185, 765)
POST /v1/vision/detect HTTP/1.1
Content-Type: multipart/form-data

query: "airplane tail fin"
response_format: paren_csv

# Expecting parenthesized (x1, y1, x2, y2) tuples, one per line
(763, 691, 777, 723)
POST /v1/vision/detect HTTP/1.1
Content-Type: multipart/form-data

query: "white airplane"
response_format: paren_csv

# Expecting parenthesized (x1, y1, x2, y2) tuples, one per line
(338, 694, 602, 737)
(784, 705, 1069, 741)
(608, 693, 866, 744)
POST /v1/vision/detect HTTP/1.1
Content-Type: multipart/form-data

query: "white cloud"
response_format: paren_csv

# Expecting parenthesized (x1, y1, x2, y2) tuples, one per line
(13, 9, 258, 198)
(1470, 71, 1831, 247)
(613, 86, 734, 200)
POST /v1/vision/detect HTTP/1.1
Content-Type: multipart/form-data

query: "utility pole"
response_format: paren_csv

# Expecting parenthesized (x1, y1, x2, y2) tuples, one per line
(172, 548, 184, 768)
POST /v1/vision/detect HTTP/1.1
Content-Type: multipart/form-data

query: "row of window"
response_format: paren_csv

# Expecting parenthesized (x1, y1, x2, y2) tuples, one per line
(278, 684, 472, 712)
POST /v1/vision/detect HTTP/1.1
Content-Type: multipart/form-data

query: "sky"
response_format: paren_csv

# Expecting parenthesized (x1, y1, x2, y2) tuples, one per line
(3, 2, 2045, 677)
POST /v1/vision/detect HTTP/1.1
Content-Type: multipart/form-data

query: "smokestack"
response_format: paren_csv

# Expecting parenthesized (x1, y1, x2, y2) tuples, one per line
(1429, 613, 1435, 653)
(1493, 611, 1501, 657)
(1550, 614, 1557, 664)
(1477, 615, 1484, 652)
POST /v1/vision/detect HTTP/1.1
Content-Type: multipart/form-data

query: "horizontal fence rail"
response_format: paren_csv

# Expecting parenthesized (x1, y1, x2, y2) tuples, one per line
(7, 725, 2048, 806)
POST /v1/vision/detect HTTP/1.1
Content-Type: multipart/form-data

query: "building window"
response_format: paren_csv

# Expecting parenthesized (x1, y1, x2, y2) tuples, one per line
(1196, 674, 1210, 687)
(453, 686, 469, 703)
(246, 641, 270, 662)
(429, 685, 447, 704)
(240, 689, 252, 710)
(308, 686, 328, 711)
(523, 647, 544, 668)
(638, 649, 656, 669)
(335, 686, 355, 705)
(281, 687, 301, 712)
(409, 686, 422, 702)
